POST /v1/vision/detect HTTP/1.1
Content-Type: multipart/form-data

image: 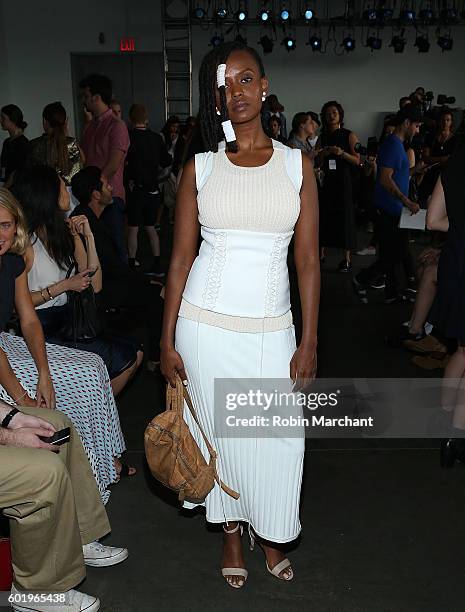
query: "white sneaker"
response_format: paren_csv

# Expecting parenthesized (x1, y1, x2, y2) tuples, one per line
(10, 584, 100, 612)
(356, 246, 376, 256)
(82, 541, 128, 567)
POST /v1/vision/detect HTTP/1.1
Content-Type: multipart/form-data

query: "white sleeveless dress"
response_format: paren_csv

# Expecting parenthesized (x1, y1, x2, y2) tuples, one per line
(175, 140, 305, 542)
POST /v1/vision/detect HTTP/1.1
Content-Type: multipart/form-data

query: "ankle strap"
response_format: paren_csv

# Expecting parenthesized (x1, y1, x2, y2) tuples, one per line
(223, 522, 241, 534)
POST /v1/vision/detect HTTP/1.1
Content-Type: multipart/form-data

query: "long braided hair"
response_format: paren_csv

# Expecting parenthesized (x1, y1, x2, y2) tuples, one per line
(198, 41, 266, 154)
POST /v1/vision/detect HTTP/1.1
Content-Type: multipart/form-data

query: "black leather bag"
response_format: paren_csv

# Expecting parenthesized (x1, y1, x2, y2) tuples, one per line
(61, 263, 102, 343)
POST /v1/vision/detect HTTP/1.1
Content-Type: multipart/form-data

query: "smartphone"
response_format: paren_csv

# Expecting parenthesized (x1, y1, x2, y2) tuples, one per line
(39, 427, 71, 445)
(85, 267, 98, 278)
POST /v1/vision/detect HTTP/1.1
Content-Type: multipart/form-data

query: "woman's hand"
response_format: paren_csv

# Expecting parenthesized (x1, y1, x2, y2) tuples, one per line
(290, 344, 317, 391)
(418, 247, 440, 266)
(65, 269, 94, 292)
(36, 371, 56, 409)
(67, 215, 93, 239)
(331, 146, 344, 157)
(20, 395, 38, 408)
(160, 347, 187, 388)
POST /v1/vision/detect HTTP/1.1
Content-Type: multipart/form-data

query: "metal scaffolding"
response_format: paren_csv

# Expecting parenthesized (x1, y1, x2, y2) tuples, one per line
(162, 0, 193, 122)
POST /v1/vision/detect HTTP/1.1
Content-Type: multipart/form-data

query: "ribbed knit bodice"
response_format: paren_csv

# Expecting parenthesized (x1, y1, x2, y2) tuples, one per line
(197, 145, 300, 232)
(180, 142, 302, 330)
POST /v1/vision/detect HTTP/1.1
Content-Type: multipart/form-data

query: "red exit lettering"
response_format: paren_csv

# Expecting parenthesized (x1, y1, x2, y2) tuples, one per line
(120, 38, 135, 52)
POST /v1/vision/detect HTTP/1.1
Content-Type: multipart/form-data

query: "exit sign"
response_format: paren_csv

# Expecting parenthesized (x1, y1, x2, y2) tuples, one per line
(120, 38, 135, 52)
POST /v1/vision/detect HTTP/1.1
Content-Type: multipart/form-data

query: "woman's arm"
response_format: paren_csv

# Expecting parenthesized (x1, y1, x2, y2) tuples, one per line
(14, 270, 55, 408)
(24, 245, 70, 307)
(0, 347, 36, 406)
(291, 154, 320, 387)
(342, 132, 361, 166)
(426, 176, 449, 232)
(69, 216, 102, 292)
(160, 157, 200, 386)
(25, 245, 66, 307)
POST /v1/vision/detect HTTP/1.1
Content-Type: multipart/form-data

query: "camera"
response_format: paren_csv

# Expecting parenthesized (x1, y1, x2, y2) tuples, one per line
(437, 94, 456, 106)
(354, 137, 379, 157)
(424, 91, 434, 102)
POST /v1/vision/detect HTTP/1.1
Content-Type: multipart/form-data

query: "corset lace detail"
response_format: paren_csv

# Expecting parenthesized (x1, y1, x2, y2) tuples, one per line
(264, 235, 284, 317)
(201, 231, 227, 310)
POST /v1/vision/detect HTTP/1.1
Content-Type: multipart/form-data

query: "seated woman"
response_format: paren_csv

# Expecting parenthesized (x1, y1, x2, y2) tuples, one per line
(0, 187, 131, 502)
(10, 165, 143, 397)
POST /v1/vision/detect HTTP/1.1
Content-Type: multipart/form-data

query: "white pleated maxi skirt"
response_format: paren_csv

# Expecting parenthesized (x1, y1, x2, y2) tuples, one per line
(175, 316, 305, 543)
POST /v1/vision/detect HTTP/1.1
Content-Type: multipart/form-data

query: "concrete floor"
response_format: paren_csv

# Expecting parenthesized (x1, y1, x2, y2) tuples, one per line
(82, 242, 465, 612)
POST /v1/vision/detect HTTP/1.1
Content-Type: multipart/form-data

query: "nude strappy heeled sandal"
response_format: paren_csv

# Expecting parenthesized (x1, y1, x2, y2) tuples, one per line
(221, 523, 248, 589)
(249, 529, 294, 581)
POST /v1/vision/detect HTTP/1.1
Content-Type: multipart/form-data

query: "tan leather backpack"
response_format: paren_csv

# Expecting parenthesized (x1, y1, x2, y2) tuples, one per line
(144, 374, 239, 504)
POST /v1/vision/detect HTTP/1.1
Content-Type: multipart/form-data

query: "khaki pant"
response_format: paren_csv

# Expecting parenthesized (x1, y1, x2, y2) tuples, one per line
(0, 407, 110, 591)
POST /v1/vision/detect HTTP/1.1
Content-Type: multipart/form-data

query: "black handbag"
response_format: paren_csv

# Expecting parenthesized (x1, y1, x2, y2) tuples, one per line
(61, 263, 102, 343)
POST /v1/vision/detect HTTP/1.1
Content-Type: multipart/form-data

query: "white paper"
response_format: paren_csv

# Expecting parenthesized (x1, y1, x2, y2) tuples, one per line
(399, 207, 426, 230)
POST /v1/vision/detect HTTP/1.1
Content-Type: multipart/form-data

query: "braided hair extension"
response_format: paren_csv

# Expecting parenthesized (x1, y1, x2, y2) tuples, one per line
(198, 41, 265, 154)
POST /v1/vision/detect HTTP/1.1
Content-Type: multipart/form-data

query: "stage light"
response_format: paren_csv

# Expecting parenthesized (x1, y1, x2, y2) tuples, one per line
(342, 36, 355, 52)
(308, 35, 322, 51)
(236, 9, 247, 22)
(366, 35, 382, 50)
(415, 35, 430, 52)
(216, 7, 228, 19)
(419, 8, 435, 22)
(437, 34, 453, 51)
(390, 35, 406, 53)
(280, 8, 290, 21)
(209, 33, 224, 47)
(400, 9, 416, 23)
(303, 7, 314, 21)
(192, 6, 206, 19)
(258, 8, 270, 22)
(282, 36, 296, 50)
(363, 9, 377, 21)
(258, 35, 274, 54)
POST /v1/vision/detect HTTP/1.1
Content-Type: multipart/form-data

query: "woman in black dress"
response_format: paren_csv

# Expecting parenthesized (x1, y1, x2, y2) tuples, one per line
(0, 105, 29, 184)
(317, 101, 360, 271)
(419, 109, 457, 206)
(426, 140, 465, 464)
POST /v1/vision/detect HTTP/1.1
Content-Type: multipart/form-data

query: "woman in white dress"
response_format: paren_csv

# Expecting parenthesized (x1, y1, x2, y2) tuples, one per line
(160, 42, 320, 588)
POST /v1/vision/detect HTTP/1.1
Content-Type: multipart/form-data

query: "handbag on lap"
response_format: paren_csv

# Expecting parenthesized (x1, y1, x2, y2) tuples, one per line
(144, 373, 239, 504)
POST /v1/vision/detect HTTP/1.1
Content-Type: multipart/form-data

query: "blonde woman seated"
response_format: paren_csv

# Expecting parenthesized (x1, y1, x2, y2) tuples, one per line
(0, 187, 130, 501)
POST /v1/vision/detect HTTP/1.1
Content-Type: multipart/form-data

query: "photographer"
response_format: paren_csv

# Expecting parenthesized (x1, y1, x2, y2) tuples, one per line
(0, 399, 128, 611)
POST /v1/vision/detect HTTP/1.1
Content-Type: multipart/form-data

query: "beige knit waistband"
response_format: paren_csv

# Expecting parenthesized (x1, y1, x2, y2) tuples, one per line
(178, 299, 293, 333)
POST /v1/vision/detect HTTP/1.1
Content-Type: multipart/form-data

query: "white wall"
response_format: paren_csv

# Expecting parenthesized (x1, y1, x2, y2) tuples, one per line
(0, 0, 163, 142)
(191, 26, 465, 144)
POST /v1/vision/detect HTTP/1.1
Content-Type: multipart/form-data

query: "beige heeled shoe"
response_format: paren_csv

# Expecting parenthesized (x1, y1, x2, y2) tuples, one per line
(249, 529, 294, 581)
(221, 523, 248, 589)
